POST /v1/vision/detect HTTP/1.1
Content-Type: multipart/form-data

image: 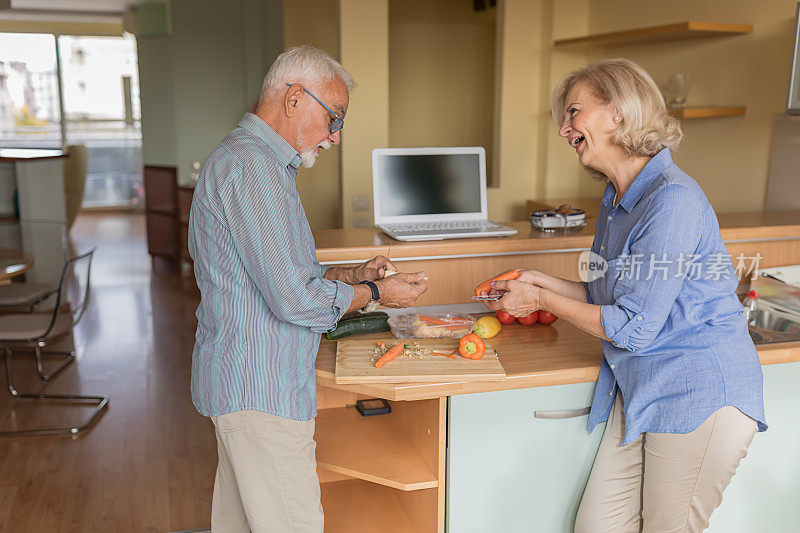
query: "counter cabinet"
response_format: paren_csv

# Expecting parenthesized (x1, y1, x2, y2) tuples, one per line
(315, 361, 800, 533)
(315, 386, 446, 532)
(447, 381, 604, 532)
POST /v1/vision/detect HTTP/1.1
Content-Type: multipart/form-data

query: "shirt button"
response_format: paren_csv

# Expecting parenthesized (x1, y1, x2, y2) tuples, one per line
(610, 363, 616, 369)
(609, 391, 613, 396)
(601, 246, 605, 250)
(608, 215, 612, 221)
(636, 315, 643, 321)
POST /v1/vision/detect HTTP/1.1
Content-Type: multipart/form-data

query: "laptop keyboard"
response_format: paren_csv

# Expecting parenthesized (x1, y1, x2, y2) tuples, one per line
(385, 220, 503, 233)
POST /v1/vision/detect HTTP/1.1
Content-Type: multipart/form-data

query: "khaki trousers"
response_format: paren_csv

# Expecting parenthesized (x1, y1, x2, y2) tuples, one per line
(210, 410, 324, 533)
(575, 393, 757, 533)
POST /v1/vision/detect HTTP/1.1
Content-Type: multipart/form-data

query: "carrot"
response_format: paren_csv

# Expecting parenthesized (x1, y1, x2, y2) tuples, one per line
(418, 314, 472, 331)
(375, 343, 404, 368)
(430, 351, 457, 359)
(474, 269, 520, 296)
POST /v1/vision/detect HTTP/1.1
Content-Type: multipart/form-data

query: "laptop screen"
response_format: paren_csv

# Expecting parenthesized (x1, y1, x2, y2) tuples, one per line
(374, 152, 483, 217)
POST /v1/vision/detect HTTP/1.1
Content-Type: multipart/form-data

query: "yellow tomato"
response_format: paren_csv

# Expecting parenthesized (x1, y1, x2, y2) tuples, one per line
(472, 316, 502, 339)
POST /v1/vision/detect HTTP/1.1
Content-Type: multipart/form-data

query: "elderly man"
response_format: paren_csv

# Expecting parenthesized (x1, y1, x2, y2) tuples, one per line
(188, 45, 427, 532)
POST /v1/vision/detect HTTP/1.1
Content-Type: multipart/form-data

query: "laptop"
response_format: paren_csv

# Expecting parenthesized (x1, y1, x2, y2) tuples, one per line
(372, 147, 518, 242)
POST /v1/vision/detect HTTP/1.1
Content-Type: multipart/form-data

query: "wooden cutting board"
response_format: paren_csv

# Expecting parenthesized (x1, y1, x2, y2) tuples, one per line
(335, 338, 506, 384)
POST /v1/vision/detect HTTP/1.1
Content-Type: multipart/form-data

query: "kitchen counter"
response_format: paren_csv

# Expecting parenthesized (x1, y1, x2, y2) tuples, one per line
(313, 210, 800, 264)
(315, 316, 800, 401)
(311, 212, 800, 532)
(0, 149, 68, 223)
(313, 211, 800, 307)
(0, 148, 67, 161)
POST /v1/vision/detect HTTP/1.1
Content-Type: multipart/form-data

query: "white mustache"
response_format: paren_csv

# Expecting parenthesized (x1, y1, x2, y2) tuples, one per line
(317, 140, 332, 150)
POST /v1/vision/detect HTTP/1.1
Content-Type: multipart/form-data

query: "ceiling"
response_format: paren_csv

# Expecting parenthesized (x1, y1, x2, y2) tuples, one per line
(8, 0, 145, 14)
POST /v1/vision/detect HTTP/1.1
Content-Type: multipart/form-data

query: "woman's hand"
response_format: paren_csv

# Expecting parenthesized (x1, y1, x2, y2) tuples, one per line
(484, 279, 544, 317)
(515, 269, 545, 285)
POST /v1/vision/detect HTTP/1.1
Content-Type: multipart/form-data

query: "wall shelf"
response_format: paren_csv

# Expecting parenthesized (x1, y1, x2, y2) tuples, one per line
(554, 21, 752, 47)
(315, 407, 438, 491)
(669, 106, 746, 119)
(321, 479, 417, 532)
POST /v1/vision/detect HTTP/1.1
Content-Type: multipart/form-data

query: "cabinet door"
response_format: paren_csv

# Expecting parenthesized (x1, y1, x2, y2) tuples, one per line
(707, 362, 800, 532)
(447, 383, 604, 533)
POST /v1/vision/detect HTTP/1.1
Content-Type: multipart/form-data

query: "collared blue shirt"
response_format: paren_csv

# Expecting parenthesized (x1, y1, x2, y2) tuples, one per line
(585, 148, 766, 444)
(188, 113, 354, 420)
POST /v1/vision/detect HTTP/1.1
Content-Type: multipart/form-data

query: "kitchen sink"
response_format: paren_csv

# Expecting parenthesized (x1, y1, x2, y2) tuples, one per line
(747, 306, 800, 344)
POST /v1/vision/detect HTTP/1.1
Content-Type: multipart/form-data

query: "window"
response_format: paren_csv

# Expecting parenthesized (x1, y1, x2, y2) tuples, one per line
(0, 32, 143, 208)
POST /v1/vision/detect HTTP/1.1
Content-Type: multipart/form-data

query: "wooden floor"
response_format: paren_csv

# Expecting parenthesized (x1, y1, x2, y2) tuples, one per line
(0, 213, 216, 532)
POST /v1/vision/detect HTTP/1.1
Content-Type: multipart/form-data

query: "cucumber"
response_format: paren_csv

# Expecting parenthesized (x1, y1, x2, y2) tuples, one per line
(327, 314, 391, 340)
(339, 310, 389, 322)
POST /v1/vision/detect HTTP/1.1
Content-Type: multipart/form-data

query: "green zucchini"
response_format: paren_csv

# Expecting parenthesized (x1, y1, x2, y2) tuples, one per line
(339, 310, 389, 322)
(327, 314, 391, 340)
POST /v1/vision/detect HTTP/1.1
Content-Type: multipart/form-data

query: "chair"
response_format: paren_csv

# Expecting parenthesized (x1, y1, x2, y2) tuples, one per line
(0, 249, 109, 437)
(0, 282, 56, 312)
(63, 144, 88, 230)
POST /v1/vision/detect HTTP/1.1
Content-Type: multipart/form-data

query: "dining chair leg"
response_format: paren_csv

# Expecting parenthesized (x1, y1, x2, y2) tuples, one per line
(1, 348, 109, 437)
(32, 345, 75, 382)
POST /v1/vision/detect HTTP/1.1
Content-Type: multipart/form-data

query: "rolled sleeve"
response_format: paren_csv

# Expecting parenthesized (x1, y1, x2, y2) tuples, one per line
(600, 184, 703, 352)
(601, 305, 645, 350)
(310, 280, 355, 333)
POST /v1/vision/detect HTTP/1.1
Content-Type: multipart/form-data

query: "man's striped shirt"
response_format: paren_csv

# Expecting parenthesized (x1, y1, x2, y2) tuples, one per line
(188, 113, 354, 420)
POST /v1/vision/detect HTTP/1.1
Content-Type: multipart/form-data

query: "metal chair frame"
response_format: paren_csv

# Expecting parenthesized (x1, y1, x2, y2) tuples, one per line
(0, 287, 58, 314)
(1, 348, 108, 437)
(0, 249, 109, 437)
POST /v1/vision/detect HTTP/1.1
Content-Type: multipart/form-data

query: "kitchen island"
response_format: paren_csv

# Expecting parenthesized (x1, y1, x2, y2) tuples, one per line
(0, 149, 68, 224)
(312, 211, 800, 533)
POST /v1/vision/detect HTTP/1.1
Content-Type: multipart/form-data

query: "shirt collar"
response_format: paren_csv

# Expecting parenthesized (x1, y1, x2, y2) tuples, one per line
(237, 113, 302, 170)
(602, 147, 673, 213)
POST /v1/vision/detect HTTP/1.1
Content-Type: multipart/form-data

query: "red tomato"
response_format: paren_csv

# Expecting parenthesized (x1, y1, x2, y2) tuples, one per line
(517, 311, 539, 326)
(495, 310, 516, 325)
(537, 311, 558, 325)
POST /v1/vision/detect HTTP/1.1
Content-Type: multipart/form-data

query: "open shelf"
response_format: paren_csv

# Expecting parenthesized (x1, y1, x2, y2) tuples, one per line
(315, 406, 438, 491)
(554, 21, 752, 47)
(668, 106, 746, 119)
(321, 479, 416, 533)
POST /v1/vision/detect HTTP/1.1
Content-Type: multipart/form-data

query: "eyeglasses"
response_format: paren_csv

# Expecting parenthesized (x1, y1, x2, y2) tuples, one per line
(286, 83, 344, 134)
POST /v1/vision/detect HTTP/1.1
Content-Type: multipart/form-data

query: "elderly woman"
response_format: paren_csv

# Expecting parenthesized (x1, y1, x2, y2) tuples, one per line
(486, 58, 766, 532)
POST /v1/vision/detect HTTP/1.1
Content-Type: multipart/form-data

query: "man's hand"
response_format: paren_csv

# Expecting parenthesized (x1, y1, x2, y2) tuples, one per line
(484, 279, 543, 317)
(351, 255, 397, 283)
(375, 272, 428, 308)
(325, 255, 397, 285)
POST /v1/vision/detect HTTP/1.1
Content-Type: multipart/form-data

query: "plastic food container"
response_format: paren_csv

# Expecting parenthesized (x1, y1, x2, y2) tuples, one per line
(388, 313, 476, 339)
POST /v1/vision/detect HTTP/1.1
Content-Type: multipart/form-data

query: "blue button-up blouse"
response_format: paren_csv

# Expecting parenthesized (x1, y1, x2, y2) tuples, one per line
(585, 148, 766, 444)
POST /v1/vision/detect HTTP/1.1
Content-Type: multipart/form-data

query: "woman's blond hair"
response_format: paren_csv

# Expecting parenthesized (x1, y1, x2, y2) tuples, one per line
(551, 58, 682, 159)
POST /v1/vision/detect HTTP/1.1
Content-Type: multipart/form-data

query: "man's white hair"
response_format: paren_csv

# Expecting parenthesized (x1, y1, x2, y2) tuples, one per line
(261, 45, 356, 101)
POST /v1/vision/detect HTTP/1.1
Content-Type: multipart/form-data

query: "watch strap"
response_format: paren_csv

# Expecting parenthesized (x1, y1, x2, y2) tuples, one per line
(359, 280, 380, 301)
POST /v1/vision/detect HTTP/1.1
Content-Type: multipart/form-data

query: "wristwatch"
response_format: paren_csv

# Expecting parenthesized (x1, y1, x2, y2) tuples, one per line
(359, 280, 381, 312)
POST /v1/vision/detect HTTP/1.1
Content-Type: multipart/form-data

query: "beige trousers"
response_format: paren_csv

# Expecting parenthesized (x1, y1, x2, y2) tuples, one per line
(210, 410, 324, 533)
(574, 393, 757, 533)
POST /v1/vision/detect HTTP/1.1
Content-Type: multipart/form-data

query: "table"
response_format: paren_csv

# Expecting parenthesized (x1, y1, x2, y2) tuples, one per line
(0, 221, 67, 285)
(0, 248, 34, 282)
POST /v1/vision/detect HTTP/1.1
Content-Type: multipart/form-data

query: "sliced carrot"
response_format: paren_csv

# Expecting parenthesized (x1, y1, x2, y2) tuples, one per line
(418, 314, 472, 331)
(375, 343, 404, 368)
(474, 269, 520, 296)
(429, 351, 457, 359)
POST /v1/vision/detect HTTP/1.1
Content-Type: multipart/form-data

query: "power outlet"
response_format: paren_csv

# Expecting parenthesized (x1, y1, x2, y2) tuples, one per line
(352, 195, 371, 211)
